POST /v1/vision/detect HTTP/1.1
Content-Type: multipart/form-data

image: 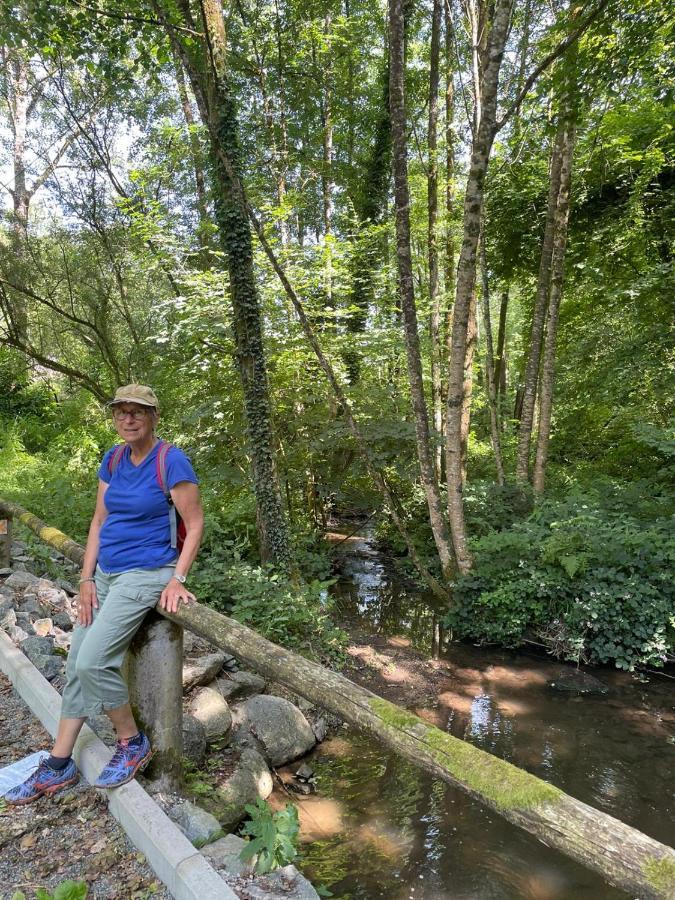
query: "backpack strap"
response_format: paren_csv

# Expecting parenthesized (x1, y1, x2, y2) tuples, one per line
(108, 444, 127, 477)
(155, 441, 178, 549)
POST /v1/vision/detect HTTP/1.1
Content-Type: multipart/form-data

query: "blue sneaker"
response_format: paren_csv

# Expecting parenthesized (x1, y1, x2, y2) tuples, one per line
(93, 733, 153, 788)
(4, 757, 79, 806)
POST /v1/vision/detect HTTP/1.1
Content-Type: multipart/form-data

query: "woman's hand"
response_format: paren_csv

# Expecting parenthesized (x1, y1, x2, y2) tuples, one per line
(78, 580, 98, 626)
(159, 578, 196, 614)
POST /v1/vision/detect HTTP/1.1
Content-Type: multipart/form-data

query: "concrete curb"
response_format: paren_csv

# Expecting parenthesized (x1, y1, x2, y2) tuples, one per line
(0, 631, 237, 900)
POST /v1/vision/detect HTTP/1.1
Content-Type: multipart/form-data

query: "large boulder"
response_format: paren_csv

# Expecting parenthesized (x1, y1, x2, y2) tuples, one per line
(215, 748, 273, 832)
(232, 696, 315, 767)
(183, 652, 227, 690)
(182, 714, 207, 766)
(170, 799, 223, 847)
(189, 687, 232, 743)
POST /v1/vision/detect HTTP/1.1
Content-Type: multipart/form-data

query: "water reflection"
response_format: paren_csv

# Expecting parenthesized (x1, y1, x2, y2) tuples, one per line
(308, 525, 675, 898)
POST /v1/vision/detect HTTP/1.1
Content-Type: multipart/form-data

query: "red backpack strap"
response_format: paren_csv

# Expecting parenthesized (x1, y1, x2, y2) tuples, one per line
(108, 444, 127, 476)
(155, 440, 172, 498)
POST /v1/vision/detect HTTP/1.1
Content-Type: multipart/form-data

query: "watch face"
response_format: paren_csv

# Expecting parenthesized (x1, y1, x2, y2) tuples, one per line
(174, 574, 186, 584)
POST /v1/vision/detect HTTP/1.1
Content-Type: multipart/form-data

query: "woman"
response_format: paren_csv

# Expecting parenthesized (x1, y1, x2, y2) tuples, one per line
(4, 384, 204, 804)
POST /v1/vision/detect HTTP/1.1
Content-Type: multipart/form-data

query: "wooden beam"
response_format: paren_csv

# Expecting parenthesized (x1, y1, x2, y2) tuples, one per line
(2, 496, 674, 898)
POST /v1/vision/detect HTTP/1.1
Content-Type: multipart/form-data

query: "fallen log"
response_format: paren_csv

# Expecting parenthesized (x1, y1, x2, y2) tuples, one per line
(2, 496, 674, 899)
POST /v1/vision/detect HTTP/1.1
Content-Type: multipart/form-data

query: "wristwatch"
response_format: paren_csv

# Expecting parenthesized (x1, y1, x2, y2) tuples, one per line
(173, 572, 187, 584)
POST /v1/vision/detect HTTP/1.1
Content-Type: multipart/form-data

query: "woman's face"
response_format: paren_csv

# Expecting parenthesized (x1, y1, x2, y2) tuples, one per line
(112, 403, 156, 445)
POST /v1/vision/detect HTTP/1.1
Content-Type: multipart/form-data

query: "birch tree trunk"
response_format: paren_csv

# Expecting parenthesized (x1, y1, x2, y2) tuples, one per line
(480, 224, 505, 484)
(389, 0, 453, 581)
(515, 126, 565, 481)
(445, 0, 512, 573)
(156, 0, 293, 572)
(533, 56, 578, 493)
(442, 2, 456, 439)
(428, 0, 443, 480)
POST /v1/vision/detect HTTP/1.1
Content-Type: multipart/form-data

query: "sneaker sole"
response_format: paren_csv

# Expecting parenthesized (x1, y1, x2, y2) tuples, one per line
(5, 773, 80, 806)
(93, 748, 154, 789)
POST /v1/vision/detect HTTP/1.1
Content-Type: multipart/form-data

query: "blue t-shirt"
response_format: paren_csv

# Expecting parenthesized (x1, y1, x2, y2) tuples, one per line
(97, 441, 199, 573)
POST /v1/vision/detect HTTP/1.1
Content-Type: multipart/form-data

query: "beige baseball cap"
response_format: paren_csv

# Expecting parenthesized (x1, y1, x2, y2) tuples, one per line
(107, 384, 160, 410)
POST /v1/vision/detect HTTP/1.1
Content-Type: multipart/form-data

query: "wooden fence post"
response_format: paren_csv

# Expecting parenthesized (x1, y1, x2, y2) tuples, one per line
(0, 513, 12, 569)
(124, 612, 184, 793)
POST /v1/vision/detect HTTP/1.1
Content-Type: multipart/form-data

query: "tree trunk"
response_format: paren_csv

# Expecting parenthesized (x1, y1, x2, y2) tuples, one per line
(479, 225, 505, 484)
(515, 126, 565, 482)
(159, 0, 293, 572)
(445, 0, 512, 573)
(493, 286, 508, 395)
(389, 0, 453, 581)
(533, 59, 578, 493)
(428, 0, 443, 480)
(460, 289, 477, 483)
(442, 2, 456, 454)
(173, 52, 211, 257)
(321, 12, 334, 310)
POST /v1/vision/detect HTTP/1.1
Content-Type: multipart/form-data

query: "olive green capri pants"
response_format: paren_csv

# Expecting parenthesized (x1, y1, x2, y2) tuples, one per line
(60, 564, 175, 719)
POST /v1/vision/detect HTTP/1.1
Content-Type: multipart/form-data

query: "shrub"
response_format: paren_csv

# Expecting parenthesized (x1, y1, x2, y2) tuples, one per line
(240, 798, 300, 875)
(446, 486, 674, 670)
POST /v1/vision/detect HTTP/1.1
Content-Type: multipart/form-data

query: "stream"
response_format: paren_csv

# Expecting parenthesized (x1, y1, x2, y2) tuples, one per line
(274, 526, 675, 899)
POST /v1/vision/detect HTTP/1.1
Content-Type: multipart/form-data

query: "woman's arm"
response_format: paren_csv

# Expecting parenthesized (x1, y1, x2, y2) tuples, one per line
(159, 481, 204, 613)
(78, 479, 109, 626)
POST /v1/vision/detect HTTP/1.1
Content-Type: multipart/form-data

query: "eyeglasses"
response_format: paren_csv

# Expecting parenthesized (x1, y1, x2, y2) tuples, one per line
(113, 408, 151, 421)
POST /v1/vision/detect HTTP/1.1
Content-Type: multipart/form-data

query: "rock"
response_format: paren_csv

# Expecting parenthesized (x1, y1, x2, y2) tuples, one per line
(36, 586, 69, 609)
(549, 669, 609, 695)
(232, 696, 316, 767)
(14, 563, 28, 572)
(189, 687, 232, 743)
(288, 781, 314, 795)
(169, 799, 223, 847)
(15, 612, 30, 628)
(20, 595, 48, 617)
(56, 578, 77, 595)
(200, 833, 256, 877)
(216, 670, 266, 702)
(52, 628, 72, 652)
(34, 655, 65, 681)
(183, 652, 227, 690)
(215, 748, 273, 832)
(52, 610, 74, 631)
(32, 618, 54, 637)
(11, 554, 31, 563)
(7, 625, 29, 643)
(242, 866, 320, 900)
(222, 655, 238, 673)
(4, 571, 39, 590)
(0, 567, 13, 577)
(182, 714, 207, 766)
(182, 630, 197, 655)
(311, 717, 327, 743)
(295, 763, 314, 782)
(20, 635, 54, 664)
(1, 607, 17, 630)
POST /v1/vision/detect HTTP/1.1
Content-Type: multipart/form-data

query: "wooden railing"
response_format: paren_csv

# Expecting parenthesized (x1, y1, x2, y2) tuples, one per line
(1, 497, 673, 900)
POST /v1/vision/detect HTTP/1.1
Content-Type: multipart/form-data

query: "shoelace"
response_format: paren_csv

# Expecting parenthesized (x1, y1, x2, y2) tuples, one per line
(25, 759, 54, 784)
(106, 738, 133, 769)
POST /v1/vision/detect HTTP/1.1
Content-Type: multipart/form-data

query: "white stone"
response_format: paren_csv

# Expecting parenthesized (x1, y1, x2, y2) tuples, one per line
(189, 687, 232, 742)
(32, 617, 53, 637)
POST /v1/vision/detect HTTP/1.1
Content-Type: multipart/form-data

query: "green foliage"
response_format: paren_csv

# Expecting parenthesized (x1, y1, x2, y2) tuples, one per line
(446, 485, 674, 670)
(239, 798, 300, 875)
(12, 881, 88, 900)
(191, 517, 346, 666)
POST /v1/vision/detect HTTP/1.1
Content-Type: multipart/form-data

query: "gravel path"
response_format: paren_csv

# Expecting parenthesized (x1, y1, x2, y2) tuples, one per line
(0, 672, 171, 900)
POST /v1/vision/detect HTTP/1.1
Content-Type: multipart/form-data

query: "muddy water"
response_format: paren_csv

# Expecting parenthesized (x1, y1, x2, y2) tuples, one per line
(280, 529, 675, 899)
